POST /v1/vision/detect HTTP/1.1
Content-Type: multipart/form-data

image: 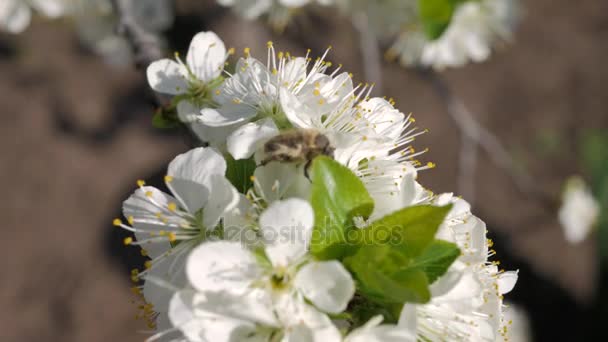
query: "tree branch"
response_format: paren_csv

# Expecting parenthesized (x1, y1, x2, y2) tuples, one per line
(352, 12, 383, 94)
(424, 70, 558, 212)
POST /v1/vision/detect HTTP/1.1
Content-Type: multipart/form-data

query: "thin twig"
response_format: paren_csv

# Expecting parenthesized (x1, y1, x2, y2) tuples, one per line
(424, 70, 558, 212)
(458, 133, 478, 204)
(352, 12, 383, 94)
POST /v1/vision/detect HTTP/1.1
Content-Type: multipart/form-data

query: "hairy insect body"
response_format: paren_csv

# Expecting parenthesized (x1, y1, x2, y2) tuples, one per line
(260, 129, 335, 167)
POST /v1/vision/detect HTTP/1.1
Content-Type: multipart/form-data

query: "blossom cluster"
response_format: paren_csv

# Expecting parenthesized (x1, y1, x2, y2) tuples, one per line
(219, 0, 520, 70)
(116, 31, 518, 341)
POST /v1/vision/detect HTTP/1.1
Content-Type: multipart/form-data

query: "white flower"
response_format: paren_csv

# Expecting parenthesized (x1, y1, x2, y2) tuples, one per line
(147, 31, 234, 145)
(388, 0, 519, 70)
(163, 198, 354, 341)
(187, 199, 355, 313)
(0, 0, 65, 33)
(217, 0, 334, 31)
(558, 176, 600, 244)
(400, 264, 518, 342)
(115, 147, 239, 313)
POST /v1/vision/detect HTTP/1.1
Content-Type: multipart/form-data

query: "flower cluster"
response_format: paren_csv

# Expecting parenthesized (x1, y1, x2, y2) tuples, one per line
(0, 0, 65, 33)
(117, 30, 517, 341)
(220, 0, 519, 70)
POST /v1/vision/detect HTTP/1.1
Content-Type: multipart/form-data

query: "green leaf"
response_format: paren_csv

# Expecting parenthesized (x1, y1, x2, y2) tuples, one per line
(152, 107, 181, 129)
(350, 204, 453, 258)
(418, 0, 455, 40)
(309, 156, 374, 260)
(345, 244, 431, 304)
(225, 155, 257, 194)
(410, 240, 460, 283)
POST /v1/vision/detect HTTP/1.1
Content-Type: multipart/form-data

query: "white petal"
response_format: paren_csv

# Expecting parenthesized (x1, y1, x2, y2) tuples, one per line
(397, 304, 418, 332)
(122, 186, 179, 258)
(294, 261, 355, 314)
(167, 147, 226, 213)
(176, 101, 239, 147)
(227, 118, 279, 160)
(279, 88, 314, 128)
(144, 253, 187, 312)
(186, 241, 260, 293)
(199, 103, 256, 127)
(0, 1, 30, 34)
(186, 31, 226, 82)
(168, 290, 206, 342)
(498, 270, 518, 294)
(203, 175, 240, 229)
(252, 162, 301, 203)
(147, 59, 188, 95)
(258, 199, 314, 267)
(196, 289, 278, 327)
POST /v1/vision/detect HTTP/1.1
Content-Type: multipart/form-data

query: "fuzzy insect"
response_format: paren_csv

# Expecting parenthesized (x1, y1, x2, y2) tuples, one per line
(260, 129, 335, 172)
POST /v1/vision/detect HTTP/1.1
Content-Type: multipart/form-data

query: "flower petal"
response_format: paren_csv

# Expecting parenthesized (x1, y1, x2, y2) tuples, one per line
(0, 1, 31, 34)
(168, 290, 206, 342)
(279, 88, 314, 128)
(203, 175, 240, 229)
(227, 118, 279, 160)
(294, 261, 355, 314)
(497, 270, 518, 294)
(199, 103, 256, 127)
(143, 252, 187, 312)
(167, 147, 226, 213)
(347, 316, 416, 342)
(122, 186, 180, 258)
(147, 59, 188, 95)
(186, 241, 260, 293)
(186, 31, 226, 82)
(258, 199, 314, 267)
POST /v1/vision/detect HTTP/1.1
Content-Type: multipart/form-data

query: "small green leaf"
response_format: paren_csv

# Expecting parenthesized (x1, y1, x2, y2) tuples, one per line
(152, 108, 181, 129)
(225, 155, 257, 194)
(409, 240, 460, 283)
(345, 245, 431, 304)
(309, 156, 374, 260)
(350, 204, 453, 258)
(418, 0, 455, 40)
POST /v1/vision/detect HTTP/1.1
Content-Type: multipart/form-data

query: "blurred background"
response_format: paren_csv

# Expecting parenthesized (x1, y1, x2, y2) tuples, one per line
(1, 0, 607, 341)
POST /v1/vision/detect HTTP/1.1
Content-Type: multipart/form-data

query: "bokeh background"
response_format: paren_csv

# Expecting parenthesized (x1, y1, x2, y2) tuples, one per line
(1, 0, 607, 341)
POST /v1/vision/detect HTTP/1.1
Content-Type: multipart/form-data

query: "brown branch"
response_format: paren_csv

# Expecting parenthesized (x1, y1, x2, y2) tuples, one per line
(424, 70, 558, 212)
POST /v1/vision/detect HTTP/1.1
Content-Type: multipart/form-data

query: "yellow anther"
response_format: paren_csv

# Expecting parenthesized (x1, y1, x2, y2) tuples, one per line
(137, 180, 145, 187)
(123, 237, 133, 246)
(267, 41, 273, 48)
(127, 216, 134, 225)
(140, 249, 148, 257)
(362, 136, 368, 141)
(409, 117, 416, 123)
(250, 175, 256, 181)
(145, 191, 153, 197)
(164, 175, 173, 183)
(313, 89, 320, 96)
(326, 61, 333, 67)
(318, 99, 325, 105)
(159, 230, 166, 236)
(228, 47, 235, 55)
(113, 218, 122, 227)
(167, 203, 177, 212)
(168, 232, 177, 242)
(215, 89, 221, 95)
(278, 51, 284, 59)
(174, 51, 180, 59)
(144, 261, 153, 269)
(244, 47, 251, 56)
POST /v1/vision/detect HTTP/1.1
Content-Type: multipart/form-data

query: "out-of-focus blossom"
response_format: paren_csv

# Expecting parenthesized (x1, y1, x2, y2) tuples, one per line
(558, 176, 600, 244)
(0, 0, 66, 33)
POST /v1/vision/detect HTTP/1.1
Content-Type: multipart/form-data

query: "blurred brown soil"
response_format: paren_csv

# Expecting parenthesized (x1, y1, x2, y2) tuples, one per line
(1, 0, 607, 340)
